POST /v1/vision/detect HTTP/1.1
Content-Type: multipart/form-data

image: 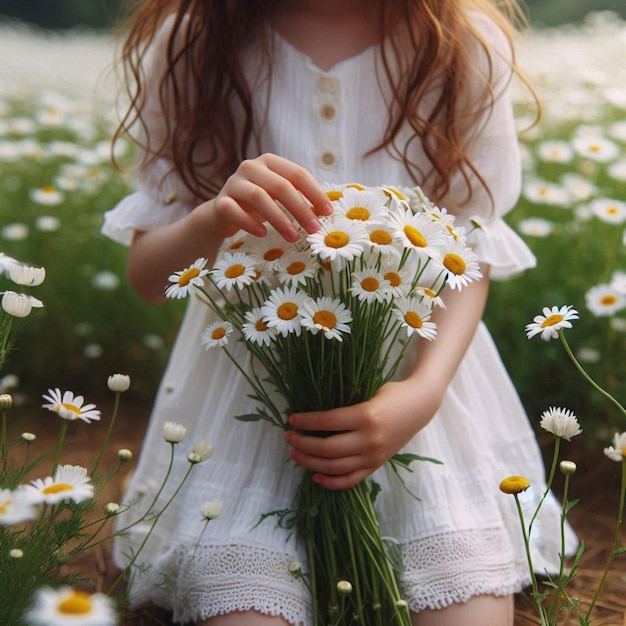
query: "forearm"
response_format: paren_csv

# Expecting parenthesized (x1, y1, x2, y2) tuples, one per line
(127, 199, 224, 304)
(407, 263, 491, 404)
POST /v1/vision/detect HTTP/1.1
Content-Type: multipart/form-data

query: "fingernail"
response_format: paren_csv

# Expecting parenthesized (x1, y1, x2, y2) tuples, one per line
(305, 218, 321, 233)
(284, 431, 292, 444)
(286, 226, 301, 242)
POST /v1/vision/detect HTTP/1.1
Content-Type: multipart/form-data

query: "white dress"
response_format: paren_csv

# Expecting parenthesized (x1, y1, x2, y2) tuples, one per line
(102, 14, 577, 625)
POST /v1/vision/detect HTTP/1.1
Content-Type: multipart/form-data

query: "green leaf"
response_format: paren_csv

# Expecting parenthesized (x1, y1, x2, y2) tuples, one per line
(234, 413, 263, 422)
(390, 452, 443, 469)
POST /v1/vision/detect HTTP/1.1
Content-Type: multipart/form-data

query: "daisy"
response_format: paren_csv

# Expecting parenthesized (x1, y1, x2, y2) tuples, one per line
(585, 283, 626, 317)
(24, 586, 117, 626)
(389, 207, 447, 259)
(415, 286, 446, 309)
(561, 173, 596, 202)
(539, 407, 582, 440)
(307, 216, 369, 265)
(201, 500, 223, 520)
(165, 258, 209, 299)
(163, 421, 187, 443)
(29, 185, 64, 206)
(0, 488, 39, 525)
(34, 215, 61, 232)
(300, 296, 352, 341)
(211, 252, 257, 292)
(364, 223, 402, 259)
(517, 217, 554, 238)
(242, 307, 278, 346)
(0, 252, 18, 274)
(24, 465, 94, 506)
(379, 263, 412, 298)
(350, 270, 391, 304)
(610, 271, 626, 295)
(437, 239, 482, 290)
(332, 187, 389, 226)
(247, 230, 293, 271)
(1, 291, 44, 318)
(590, 198, 626, 225)
(275, 251, 319, 287)
(608, 160, 626, 183)
(536, 140, 575, 163)
(499, 475, 531, 495)
(573, 135, 620, 162)
(41, 389, 101, 423)
(393, 296, 437, 340)
(609, 120, 626, 143)
(261, 286, 311, 337)
(201, 321, 234, 349)
(604, 432, 626, 462)
(525, 305, 579, 341)
(222, 233, 250, 253)
(522, 180, 569, 206)
(1, 222, 29, 241)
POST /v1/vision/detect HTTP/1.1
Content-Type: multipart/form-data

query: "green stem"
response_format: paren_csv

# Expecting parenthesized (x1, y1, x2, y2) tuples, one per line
(91, 391, 121, 476)
(584, 457, 626, 620)
(51, 420, 69, 475)
(559, 330, 626, 418)
(514, 494, 551, 625)
(529, 437, 561, 535)
(548, 472, 571, 624)
(1, 409, 7, 475)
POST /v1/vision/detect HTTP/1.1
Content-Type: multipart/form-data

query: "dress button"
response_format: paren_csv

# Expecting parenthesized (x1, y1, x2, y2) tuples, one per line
(320, 103, 337, 120)
(316, 75, 340, 95)
(320, 151, 336, 167)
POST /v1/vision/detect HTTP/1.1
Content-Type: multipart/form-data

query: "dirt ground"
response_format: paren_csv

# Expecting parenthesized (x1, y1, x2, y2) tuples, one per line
(13, 400, 626, 625)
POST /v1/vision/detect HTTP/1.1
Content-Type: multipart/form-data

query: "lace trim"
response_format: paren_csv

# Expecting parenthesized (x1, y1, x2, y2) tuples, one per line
(400, 528, 530, 611)
(124, 528, 532, 623)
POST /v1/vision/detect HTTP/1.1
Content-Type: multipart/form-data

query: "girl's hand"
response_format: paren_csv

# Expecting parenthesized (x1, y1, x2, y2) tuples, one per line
(284, 378, 444, 490)
(211, 153, 334, 242)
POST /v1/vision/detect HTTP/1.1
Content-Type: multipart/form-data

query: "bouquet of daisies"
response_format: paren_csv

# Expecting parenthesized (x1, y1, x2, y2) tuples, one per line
(166, 183, 482, 625)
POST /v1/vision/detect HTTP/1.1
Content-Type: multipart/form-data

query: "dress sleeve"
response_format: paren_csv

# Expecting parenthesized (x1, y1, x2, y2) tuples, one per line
(101, 14, 197, 247)
(442, 13, 535, 280)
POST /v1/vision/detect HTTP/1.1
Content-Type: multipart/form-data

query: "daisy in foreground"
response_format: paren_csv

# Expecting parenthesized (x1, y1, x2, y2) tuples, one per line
(165, 257, 209, 298)
(525, 305, 579, 341)
(23, 464, 94, 506)
(24, 587, 117, 626)
(41, 389, 101, 423)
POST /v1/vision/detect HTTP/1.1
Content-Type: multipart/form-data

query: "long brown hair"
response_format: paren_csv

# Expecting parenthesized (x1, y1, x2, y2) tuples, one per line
(113, 0, 533, 207)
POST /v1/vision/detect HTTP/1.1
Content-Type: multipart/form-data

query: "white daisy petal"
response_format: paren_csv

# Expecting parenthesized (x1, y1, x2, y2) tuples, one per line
(525, 305, 579, 341)
(165, 258, 209, 299)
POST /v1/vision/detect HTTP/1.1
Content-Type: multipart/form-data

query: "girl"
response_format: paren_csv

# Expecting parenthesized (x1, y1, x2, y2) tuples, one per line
(103, 1, 577, 624)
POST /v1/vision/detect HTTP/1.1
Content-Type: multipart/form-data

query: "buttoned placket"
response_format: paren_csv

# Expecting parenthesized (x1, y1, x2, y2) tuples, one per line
(314, 74, 342, 176)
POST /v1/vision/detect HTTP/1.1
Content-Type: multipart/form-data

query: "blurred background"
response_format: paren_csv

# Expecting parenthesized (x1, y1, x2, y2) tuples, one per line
(0, 1, 625, 442)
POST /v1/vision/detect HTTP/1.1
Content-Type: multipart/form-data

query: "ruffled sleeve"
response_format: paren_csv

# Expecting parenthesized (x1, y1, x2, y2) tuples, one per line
(101, 14, 197, 247)
(441, 12, 535, 279)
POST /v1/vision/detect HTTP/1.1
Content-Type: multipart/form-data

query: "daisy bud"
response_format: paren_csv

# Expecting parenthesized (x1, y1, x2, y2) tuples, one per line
(336, 580, 353, 595)
(117, 448, 133, 462)
(0, 394, 12, 410)
(104, 502, 120, 516)
(559, 460, 577, 476)
(55, 550, 70, 565)
(107, 374, 130, 393)
(9, 264, 46, 286)
(499, 475, 531, 495)
(1, 291, 31, 318)
(21, 432, 36, 442)
(163, 421, 187, 444)
(288, 560, 302, 577)
(10, 549, 23, 559)
(200, 500, 223, 521)
(396, 599, 409, 610)
(188, 439, 214, 464)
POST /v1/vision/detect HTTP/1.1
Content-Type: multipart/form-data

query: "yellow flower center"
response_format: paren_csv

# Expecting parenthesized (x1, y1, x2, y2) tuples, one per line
(277, 302, 298, 320)
(345, 183, 366, 191)
(58, 591, 93, 615)
(255, 320, 269, 332)
(607, 206, 619, 215)
(0, 499, 12, 514)
(423, 288, 437, 298)
(42, 185, 56, 194)
(361, 277, 380, 292)
(540, 314, 563, 328)
(384, 272, 401, 287)
(313, 310, 337, 329)
(211, 327, 226, 340)
(326, 190, 343, 201)
(42, 483, 74, 495)
(443, 253, 467, 276)
(228, 238, 245, 250)
(287, 261, 306, 275)
(385, 187, 406, 201)
(264, 248, 285, 262)
(404, 311, 423, 329)
(589, 144, 601, 153)
(403, 225, 426, 248)
(601, 295, 618, 306)
(325, 231, 350, 249)
(370, 229, 393, 245)
(178, 267, 200, 286)
(61, 402, 81, 416)
(345, 207, 370, 221)
(499, 475, 531, 495)
(224, 264, 245, 279)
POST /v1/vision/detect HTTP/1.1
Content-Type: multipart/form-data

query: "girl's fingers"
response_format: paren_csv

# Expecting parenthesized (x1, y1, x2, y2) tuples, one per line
(312, 469, 371, 491)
